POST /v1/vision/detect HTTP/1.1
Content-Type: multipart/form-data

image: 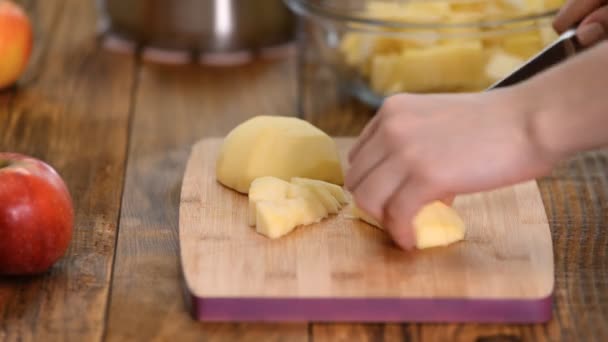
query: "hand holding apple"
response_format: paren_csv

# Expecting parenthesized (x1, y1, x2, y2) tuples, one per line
(0, 0, 33, 89)
(0, 153, 74, 275)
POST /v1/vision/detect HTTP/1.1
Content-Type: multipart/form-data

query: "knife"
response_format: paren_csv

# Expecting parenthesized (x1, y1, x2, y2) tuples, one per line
(488, 28, 585, 89)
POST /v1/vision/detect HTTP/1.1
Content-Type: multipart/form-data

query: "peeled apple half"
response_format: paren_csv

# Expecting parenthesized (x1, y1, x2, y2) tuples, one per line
(216, 116, 344, 194)
(352, 201, 466, 249)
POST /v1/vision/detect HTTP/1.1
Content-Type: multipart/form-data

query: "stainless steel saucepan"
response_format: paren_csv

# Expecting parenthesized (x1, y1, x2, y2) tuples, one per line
(97, 0, 295, 52)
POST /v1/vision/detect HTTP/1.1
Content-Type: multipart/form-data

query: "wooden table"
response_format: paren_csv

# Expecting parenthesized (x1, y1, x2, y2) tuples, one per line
(1, 1, 607, 341)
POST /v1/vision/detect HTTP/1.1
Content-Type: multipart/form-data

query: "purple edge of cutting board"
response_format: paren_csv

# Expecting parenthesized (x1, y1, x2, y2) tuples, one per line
(189, 294, 553, 323)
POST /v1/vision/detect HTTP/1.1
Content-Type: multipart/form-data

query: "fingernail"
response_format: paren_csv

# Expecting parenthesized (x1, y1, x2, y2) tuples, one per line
(577, 22, 606, 47)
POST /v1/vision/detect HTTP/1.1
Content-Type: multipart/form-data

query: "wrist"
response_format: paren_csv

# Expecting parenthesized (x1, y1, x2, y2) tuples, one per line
(513, 42, 608, 160)
(499, 84, 567, 165)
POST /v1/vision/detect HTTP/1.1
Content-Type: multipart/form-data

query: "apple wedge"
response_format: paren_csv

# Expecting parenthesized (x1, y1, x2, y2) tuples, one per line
(248, 176, 291, 226)
(286, 184, 329, 220)
(291, 177, 349, 204)
(351, 201, 466, 249)
(290, 182, 341, 214)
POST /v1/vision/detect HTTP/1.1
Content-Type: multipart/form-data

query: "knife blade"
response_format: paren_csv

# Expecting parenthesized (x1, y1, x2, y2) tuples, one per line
(487, 28, 584, 90)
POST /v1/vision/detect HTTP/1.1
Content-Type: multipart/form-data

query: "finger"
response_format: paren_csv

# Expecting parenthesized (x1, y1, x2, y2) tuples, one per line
(577, 5, 608, 46)
(440, 194, 456, 206)
(384, 178, 444, 250)
(577, 21, 607, 45)
(348, 114, 381, 163)
(351, 155, 409, 223)
(554, 0, 604, 33)
(581, 4, 608, 26)
(345, 131, 389, 191)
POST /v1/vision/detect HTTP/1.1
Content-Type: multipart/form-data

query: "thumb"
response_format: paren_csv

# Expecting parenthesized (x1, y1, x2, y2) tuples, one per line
(577, 6, 608, 46)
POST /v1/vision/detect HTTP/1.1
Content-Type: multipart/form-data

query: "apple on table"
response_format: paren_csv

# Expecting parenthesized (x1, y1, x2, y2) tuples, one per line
(0, 153, 74, 275)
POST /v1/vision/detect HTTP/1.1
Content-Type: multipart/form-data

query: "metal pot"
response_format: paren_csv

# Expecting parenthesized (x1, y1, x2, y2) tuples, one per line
(97, 0, 296, 52)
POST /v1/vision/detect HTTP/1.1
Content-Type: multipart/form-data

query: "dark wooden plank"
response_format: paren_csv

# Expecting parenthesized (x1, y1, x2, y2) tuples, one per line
(105, 59, 309, 341)
(0, 0, 135, 340)
(538, 152, 608, 341)
(312, 324, 409, 342)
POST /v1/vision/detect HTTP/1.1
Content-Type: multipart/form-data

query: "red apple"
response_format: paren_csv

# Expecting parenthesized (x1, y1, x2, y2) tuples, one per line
(0, 153, 74, 275)
(0, 0, 33, 89)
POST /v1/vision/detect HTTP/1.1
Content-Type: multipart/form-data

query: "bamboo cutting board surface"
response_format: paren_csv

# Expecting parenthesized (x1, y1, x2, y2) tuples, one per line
(179, 138, 554, 323)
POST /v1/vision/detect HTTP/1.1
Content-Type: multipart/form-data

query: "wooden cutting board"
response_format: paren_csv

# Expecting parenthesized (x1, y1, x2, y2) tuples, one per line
(179, 138, 554, 323)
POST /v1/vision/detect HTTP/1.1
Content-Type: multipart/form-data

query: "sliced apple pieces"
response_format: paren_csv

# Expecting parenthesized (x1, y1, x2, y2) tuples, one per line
(291, 182, 340, 214)
(248, 177, 291, 226)
(248, 176, 348, 239)
(287, 184, 329, 225)
(291, 177, 349, 205)
(256, 198, 305, 239)
(248, 176, 465, 248)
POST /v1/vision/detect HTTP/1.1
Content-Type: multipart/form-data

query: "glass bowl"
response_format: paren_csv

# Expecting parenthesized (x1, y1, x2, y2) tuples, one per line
(286, 0, 564, 107)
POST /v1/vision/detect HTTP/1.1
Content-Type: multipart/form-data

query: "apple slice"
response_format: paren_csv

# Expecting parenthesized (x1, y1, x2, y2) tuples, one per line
(291, 181, 340, 214)
(248, 176, 350, 239)
(287, 184, 329, 219)
(248, 176, 290, 226)
(255, 196, 330, 239)
(351, 201, 465, 249)
(312, 186, 342, 214)
(413, 201, 466, 249)
(248, 177, 332, 239)
(291, 195, 329, 226)
(255, 199, 299, 239)
(291, 177, 348, 204)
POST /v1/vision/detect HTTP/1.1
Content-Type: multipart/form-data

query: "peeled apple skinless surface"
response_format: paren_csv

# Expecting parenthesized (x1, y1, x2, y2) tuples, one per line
(248, 177, 291, 226)
(352, 201, 466, 249)
(413, 201, 467, 249)
(304, 185, 342, 214)
(216, 116, 344, 194)
(291, 177, 349, 204)
(256, 199, 312, 239)
(286, 184, 329, 224)
(339, 0, 564, 94)
(248, 177, 329, 228)
(290, 177, 348, 214)
(247, 176, 350, 239)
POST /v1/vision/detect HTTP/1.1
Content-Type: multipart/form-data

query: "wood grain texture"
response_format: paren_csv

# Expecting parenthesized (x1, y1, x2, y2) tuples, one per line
(179, 138, 552, 322)
(0, 0, 135, 340)
(0, 0, 607, 338)
(104, 60, 308, 340)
